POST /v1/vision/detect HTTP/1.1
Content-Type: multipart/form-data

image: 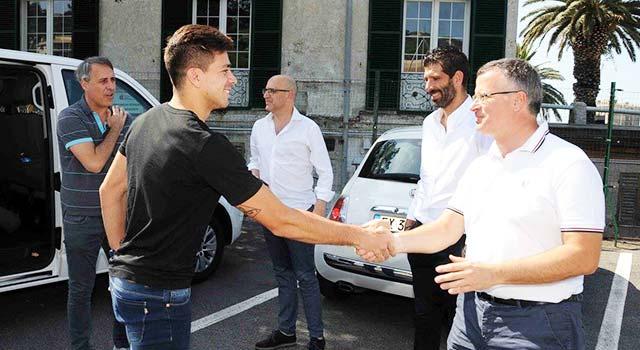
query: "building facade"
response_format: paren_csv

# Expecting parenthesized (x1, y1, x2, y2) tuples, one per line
(4, 1, 638, 239)
(0, 0, 518, 110)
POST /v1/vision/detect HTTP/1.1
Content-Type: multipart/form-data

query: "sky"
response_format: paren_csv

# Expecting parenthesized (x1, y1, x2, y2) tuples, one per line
(517, 0, 640, 106)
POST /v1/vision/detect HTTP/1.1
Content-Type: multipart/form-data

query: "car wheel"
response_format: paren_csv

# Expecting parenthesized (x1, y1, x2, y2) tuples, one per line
(192, 216, 225, 283)
(317, 271, 349, 300)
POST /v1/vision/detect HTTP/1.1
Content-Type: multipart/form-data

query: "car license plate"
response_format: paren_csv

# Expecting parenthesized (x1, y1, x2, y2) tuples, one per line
(372, 214, 406, 232)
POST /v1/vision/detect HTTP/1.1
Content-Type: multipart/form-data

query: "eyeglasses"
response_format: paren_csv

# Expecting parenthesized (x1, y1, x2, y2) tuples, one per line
(472, 90, 524, 104)
(262, 88, 290, 95)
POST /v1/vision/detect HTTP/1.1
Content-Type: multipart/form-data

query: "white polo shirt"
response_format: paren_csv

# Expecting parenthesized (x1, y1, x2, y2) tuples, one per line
(407, 96, 492, 223)
(448, 122, 605, 303)
(247, 107, 335, 210)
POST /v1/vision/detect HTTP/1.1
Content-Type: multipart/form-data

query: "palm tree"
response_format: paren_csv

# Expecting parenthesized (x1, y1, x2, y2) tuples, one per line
(521, 0, 640, 123)
(517, 43, 567, 121)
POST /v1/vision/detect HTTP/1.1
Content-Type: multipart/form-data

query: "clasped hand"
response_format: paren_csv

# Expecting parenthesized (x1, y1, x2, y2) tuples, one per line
(354, 219, 395, 262)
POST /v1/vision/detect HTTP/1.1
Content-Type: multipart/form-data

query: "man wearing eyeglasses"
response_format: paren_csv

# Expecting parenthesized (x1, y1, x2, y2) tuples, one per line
(360, 58, 604, 349)
(249, 75, 333, 350)
(404, 46, 492, 350)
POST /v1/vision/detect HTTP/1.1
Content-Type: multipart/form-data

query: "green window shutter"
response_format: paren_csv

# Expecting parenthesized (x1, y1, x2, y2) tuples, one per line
(618, 173, 640, 226)
(366, 0, 402, 110)
(0, 1, 19, 50)
(160, 0, 193, 102)
(249, 0, 282, 108)
(468, 0, 507, 93)
(72, 0, 99, 59)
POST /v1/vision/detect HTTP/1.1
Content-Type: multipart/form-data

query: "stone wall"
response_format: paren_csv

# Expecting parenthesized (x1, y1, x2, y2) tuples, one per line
(99, 0, 162, 98)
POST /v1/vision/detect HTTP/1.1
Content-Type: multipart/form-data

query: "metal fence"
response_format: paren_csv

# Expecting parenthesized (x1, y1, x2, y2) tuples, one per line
(211, 78, 640, 240)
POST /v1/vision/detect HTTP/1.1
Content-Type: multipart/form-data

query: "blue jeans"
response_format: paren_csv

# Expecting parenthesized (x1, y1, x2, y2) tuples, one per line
(109, 277, 192, 350)
(263, 224, 324, 338)
(63, 213, 129, 350)
(447, 292, 585, 350)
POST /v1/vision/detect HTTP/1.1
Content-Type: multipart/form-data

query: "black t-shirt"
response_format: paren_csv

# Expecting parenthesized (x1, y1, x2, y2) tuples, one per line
(109, 103, 262, 289)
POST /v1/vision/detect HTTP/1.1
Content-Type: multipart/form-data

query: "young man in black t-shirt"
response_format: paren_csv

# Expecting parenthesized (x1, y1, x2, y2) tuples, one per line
(99, 24, 393, 350)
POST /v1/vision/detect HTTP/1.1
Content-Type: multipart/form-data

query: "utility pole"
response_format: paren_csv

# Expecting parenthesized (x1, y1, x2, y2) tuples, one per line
(603, 81, 621, 246)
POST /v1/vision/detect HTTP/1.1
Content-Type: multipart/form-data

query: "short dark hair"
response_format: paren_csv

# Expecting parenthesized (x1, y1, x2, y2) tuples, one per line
(477, 58, 542, 115)
(163, 24, 234, 89)
(76, 56, 113, 83)
(423, 46, 469, 86)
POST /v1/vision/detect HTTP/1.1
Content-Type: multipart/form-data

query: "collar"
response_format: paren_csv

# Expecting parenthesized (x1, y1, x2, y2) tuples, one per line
(430, 95, 473, 131)
(517, 122, 549, 153)
(79, 95, 109, 134)
(267, 106, 303, 123)
(78, 95, 93, 116)
(488, 122, 550, 158)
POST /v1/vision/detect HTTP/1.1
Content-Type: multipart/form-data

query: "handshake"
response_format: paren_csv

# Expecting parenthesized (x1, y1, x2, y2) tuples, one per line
(354, 219, 399, 262)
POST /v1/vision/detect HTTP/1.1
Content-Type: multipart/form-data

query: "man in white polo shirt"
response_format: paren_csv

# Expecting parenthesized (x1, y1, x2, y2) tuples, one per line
(404, 46, 491, 350)
(249, 75, 334, 350)
(360, 58, 604, 349)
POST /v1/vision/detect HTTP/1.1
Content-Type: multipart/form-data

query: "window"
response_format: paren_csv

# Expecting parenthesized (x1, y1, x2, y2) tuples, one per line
(21, 0, 72, 57)
(359, 139, 422, 184)
(402, 0, 469, 73)
(193, 0, 251, 69)
(62, 70, 152, 118)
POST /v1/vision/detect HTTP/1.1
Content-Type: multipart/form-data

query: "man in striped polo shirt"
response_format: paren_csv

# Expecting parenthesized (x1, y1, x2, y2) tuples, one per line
(56, 57, 130, 350)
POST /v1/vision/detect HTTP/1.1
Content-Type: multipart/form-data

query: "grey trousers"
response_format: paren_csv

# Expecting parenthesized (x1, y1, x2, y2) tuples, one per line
(447, 292, 585, 350)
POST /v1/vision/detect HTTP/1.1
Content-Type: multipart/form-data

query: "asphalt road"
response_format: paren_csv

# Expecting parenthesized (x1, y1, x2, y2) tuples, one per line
(0, 221, 638, 350)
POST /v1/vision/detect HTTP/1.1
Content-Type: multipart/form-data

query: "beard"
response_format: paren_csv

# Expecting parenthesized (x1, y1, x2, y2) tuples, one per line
(430, 80, 456, 108)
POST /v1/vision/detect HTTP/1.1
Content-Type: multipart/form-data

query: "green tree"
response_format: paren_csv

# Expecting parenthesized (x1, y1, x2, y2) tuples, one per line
(521, 0, 640, 123)
(517, 43, 567, 121)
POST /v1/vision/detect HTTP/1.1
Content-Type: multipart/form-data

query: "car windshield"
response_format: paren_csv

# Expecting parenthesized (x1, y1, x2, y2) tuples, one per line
(359, 138, 421, 183)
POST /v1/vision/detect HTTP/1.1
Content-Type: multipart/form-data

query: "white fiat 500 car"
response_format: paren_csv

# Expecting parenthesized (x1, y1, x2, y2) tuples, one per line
(315, 127, 421, 298)
(0, 49, 244, 292)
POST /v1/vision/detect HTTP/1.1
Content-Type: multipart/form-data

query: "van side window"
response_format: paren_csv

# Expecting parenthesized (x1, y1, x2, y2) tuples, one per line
(61, 70, 152, 117)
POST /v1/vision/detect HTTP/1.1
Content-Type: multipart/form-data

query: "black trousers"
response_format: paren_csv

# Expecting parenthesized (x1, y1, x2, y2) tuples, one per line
(407, 221, 465, 350)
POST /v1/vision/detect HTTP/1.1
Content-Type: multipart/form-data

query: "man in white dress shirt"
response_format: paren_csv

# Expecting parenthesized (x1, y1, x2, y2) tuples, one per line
(404, 46, 491, 350)
(249, 75, 334, 350)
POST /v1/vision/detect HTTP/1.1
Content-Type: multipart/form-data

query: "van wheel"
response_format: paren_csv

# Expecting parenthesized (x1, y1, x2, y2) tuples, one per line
(192, 216, 225, 283)
(317, 272, 349, 300)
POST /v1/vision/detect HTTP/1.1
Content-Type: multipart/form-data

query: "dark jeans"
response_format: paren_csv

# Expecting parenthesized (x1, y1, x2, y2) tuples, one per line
(109, 277, 192, 350)
(262, 206, 323, 338)
(408, 220, 465, 350)
(63, 213, 129, 350)
(448, 292, 585, 349)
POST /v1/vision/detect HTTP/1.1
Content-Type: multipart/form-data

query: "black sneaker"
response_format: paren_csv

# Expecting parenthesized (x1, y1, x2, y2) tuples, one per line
(309, 337, 325, 350)
(255, 330, 297, 350)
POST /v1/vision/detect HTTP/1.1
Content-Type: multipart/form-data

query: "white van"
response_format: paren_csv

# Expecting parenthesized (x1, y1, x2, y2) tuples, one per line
(0, 49, 244, 292)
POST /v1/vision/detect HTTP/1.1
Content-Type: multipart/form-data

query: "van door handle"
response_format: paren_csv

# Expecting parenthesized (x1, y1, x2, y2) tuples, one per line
(54, 172, 61, 192)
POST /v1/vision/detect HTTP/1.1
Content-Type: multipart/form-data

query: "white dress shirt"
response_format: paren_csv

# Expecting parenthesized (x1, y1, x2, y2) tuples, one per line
(407, 96, 492, 223)
(448, 122, 605, 302)
(248, 107, 335, 209)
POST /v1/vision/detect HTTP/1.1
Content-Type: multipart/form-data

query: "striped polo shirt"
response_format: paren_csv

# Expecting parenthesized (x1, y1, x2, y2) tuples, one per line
(448, 122, 605, 302)
(56, 96, 132, 216)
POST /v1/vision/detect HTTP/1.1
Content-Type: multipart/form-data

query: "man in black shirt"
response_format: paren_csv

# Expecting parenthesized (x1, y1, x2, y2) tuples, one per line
(100, 24, 393, 350)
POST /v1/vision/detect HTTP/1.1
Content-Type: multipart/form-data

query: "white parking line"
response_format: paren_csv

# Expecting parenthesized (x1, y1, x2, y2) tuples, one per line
(191, 288, 278, 333)
(595, 252, 633, 350)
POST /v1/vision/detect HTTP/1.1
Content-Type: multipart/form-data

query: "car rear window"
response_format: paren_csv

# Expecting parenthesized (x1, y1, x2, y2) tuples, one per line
(358, 138, 421, 183)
